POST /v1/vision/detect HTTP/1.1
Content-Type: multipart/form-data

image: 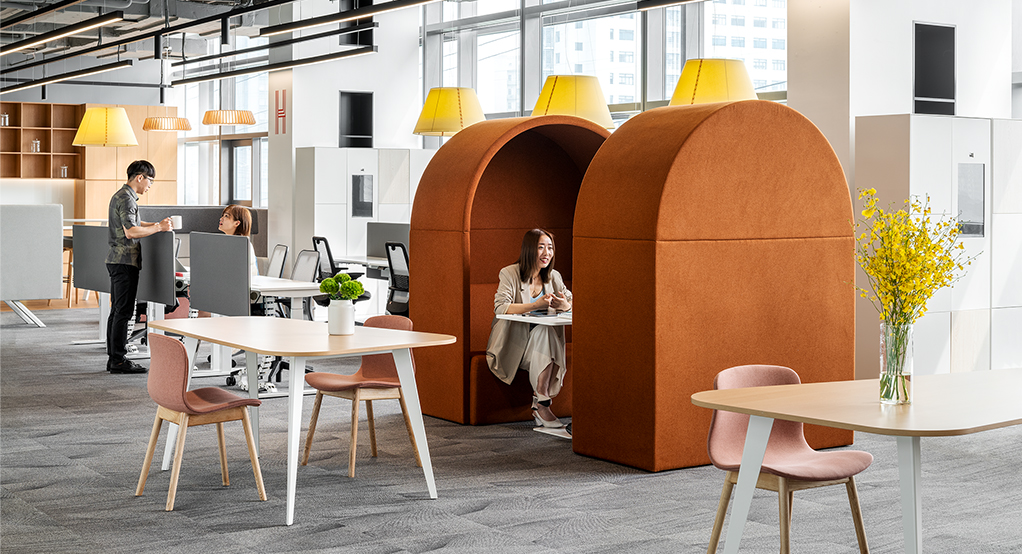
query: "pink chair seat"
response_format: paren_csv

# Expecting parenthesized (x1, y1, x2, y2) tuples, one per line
(305, 372, 399, 392)
(185, 387, 261, 414)
(715, 449, 874, 482)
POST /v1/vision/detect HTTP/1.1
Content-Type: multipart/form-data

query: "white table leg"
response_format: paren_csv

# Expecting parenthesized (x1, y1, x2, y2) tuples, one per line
(4, 301, 46, 327)
(393, 348, 437, 499)
(721, 415, 774, 554)
(897, 436, 923, 554)
(245, 350, 260, 455)
(290, 296, 303, 319)
(161, 336, 199, 471)
(285, 355, 306, 526)
(74, 292, 109, 344)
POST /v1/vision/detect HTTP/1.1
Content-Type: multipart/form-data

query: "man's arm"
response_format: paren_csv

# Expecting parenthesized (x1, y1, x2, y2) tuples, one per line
(124, 217, 172, 239)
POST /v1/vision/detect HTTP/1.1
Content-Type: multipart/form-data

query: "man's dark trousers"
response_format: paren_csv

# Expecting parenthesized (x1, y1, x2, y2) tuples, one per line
(106, 263, 140, 365)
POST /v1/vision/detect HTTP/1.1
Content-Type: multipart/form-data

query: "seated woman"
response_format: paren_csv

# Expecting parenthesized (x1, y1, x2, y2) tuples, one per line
(218, 205, 258, 276)
(486, 229, 573, 428)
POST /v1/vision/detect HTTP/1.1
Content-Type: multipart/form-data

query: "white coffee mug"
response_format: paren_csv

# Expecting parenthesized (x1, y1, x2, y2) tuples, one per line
(170, 215, 183, 229)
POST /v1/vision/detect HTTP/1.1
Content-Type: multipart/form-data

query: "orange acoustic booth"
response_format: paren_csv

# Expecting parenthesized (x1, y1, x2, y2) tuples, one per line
(571, 100, 856, 471)
(410, 115, 610, 425)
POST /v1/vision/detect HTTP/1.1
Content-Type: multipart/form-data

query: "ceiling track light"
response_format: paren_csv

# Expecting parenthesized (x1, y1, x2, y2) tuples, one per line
(172, 22, 377, 67)
(259, 0, 440, 38)
(636, 0, 709, 11)
(0, 0, 87, 30)
(171, 45, 375, 87)
(0, 59, 132, 95)
(0, 11, 125, 57)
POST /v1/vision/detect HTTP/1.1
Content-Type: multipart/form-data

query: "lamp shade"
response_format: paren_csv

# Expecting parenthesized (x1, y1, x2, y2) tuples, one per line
(142, 117, 192, 131)
(413, 87, 485, 136)
(531, 75, 614, 129)
(72, 107, 138, 147)
(202, 110, 256, 125)
(669, 58, 757, 105)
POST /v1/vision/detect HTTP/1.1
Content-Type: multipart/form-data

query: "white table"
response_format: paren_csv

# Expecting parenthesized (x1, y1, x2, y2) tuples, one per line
(691, 369, 1022, 554)
(496, 312, 572, 326)
(149, 317, 456, 525)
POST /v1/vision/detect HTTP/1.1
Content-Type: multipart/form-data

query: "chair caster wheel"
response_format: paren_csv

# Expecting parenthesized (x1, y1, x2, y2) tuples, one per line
(226, 376, 236, 386)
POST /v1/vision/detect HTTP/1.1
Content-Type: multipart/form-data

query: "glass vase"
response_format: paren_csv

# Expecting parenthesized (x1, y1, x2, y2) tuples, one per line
(879, 321, 913, 404)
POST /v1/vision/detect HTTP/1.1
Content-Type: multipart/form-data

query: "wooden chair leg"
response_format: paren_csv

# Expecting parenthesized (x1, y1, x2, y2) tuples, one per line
(136, 413, 164, 496)
(707, 472, 734, 554)
(778, 477, 790, 554)
(302, 392, 324, 465)
(166, 415, 190, 511)
(216, 422, 229, 486)
(398, 390, 421, 467)
(348, 389, 360, 478)
(846, 476, 870, 554)
(366, 400, 378, 458)
(241, 407, 267, 501)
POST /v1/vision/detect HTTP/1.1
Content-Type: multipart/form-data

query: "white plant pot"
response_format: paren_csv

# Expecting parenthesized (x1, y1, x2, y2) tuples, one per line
(328, 300, 355, 335)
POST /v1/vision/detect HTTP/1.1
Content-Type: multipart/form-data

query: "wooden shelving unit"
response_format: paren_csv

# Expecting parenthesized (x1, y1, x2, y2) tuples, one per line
(0, 101, 82, 179)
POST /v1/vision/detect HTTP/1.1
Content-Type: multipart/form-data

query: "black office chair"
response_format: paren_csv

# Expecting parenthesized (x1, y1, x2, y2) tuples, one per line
(384, 241, 409, 317)
(311, 236, 370, 307)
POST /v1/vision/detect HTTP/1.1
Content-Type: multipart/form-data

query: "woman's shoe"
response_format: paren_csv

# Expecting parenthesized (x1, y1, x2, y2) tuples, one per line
(532, 395, 564, 428)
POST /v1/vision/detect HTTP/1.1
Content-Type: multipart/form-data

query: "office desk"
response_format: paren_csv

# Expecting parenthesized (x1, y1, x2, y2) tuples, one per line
(334, 255, 390, 280)
(691, 369, 1022, 554)
(149, 317, 456, 525)
(496, 312, 572, 326)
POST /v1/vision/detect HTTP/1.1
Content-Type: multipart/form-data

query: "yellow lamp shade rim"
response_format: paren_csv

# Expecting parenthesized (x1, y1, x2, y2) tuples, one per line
(531, 75, 614, 129)
(413, 87, 485, 136)
(669, 58, 758, 106)
(72, 107, 138, 147)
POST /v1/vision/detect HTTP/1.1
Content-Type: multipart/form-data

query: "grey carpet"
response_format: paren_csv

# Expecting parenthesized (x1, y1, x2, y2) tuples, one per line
(3, 309, 1022, 553)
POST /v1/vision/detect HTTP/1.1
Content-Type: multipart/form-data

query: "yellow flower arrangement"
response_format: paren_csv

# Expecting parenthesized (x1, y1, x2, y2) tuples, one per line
(854, 188, 974, 403)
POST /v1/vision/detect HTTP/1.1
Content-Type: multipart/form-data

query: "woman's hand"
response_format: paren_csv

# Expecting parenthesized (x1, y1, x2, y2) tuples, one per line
(548, 292, 570, 312)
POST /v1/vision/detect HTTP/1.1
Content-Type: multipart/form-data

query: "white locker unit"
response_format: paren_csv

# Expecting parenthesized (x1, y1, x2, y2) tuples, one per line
(855, 114, 1022, 378)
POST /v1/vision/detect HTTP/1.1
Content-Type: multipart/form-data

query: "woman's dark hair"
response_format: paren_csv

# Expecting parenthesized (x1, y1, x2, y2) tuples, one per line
(126, 160, 155, 181)
(517, 228, 555, 283)
(221, 205, 252, 237)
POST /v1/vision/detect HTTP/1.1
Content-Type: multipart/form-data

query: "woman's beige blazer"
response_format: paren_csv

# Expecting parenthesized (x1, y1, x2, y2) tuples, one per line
(485, 263, 572, 384)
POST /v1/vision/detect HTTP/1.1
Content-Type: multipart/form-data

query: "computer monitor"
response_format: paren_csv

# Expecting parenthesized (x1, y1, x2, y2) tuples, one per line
(366, 222, 409, 258)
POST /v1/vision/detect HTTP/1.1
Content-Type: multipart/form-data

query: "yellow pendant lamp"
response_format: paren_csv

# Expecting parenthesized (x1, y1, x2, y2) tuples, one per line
(72, 107, 138, 147)
(669, 58, 757, 105)
(532, 75, 614, 129)
(413, 87, 485, 136)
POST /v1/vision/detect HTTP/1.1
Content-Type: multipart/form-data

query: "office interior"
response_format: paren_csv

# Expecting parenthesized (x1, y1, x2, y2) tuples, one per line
(2, 0, 1022, 552)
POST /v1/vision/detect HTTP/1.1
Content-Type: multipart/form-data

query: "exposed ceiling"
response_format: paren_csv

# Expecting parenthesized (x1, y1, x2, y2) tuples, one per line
(1, 0, 270, 70)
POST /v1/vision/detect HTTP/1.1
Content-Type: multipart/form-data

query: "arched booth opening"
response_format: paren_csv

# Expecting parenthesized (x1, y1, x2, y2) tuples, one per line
(410, 116, 610, 425)
(572, 100, 857, 471)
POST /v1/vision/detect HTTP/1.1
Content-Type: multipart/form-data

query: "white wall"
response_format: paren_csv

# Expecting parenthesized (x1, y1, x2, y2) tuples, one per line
(290, 1, 421, 149)
(0, 179, 75, 216)
(790, 0, 1014, 184)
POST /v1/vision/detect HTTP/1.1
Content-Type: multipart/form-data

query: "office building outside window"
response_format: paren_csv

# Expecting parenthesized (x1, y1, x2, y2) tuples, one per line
(702, 0, 787, 95)
(732, 37, 745, 47)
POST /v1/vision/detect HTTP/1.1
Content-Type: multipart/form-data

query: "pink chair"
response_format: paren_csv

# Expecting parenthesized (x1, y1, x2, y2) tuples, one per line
(707, 365, 872, 554)
(301, 315, 422, 477)
(135, 333, 266, 511)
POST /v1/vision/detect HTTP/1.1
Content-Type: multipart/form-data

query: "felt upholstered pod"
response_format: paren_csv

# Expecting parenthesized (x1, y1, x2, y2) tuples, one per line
(409, 115, 609, 425)
(571, 100, 856, 472)
(328, 300, 355, 335)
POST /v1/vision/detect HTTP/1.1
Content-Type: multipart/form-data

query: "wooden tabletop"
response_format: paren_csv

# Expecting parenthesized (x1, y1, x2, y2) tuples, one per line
(149, 317, 456, 357)
(691, 369, 1022, 437)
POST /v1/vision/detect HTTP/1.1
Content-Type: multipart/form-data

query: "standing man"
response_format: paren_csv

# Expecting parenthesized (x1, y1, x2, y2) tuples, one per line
(106, 160, 173, 374)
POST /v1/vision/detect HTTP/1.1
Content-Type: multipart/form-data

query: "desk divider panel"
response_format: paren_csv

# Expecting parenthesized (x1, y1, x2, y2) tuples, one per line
(189, 232, 251, 316)
(137, 231, 177, 306)
(72, 224, 112, 294)
(367, 222, 410, 258)
(0, 204, 63, 301)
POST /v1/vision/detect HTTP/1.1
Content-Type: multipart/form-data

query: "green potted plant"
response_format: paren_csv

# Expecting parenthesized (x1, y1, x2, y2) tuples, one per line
(320, 273, 364, 335)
